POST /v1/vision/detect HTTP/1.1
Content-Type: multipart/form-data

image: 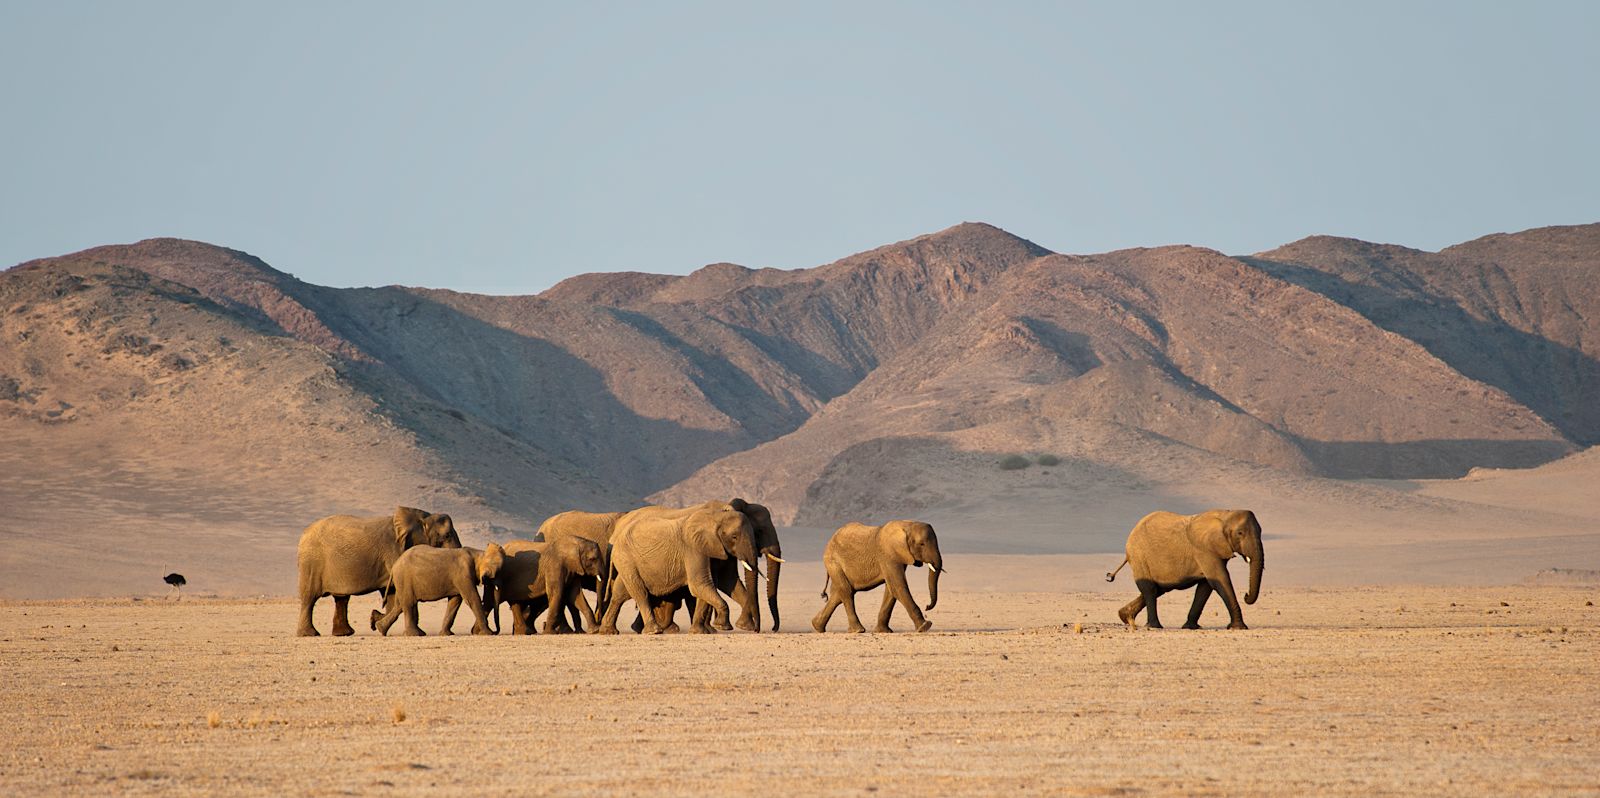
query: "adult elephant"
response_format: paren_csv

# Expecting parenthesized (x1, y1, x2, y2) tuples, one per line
(598, 502, 758, 634)
(534, 510, 625, 630)
(1106, 509, 1263, 630)
(812, 520, 944, 634)
(494, 537, 607, 634)
(645, 498, 785, 633)
(295, 506, 462, 636)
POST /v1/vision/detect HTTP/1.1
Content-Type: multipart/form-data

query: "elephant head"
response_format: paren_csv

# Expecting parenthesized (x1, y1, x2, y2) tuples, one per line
(1190, 510, 1264, 605)
(890, 521, 944, 611)
(476, 543, 506, 634)
(689, 504, 758, 571)
(730, 498, 785, 631)
(393, 506, 464, 550)
(1225, 511, 1263, 605)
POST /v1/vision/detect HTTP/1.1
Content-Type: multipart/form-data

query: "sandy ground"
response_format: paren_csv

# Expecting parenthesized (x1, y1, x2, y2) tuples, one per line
(2, 577, 1597, 796)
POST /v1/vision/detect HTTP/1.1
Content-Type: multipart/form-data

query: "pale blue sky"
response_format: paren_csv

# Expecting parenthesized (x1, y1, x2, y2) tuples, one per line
(3, 2, 1597, 293)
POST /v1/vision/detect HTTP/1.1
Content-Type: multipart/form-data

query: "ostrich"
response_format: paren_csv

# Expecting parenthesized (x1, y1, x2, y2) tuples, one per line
(164, 572, 187, 600)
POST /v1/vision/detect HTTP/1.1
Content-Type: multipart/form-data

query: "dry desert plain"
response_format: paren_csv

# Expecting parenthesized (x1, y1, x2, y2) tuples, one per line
(2, 566, 1598, 796)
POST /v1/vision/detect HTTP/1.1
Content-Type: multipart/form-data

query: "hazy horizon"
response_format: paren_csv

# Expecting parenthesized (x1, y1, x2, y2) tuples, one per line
(4, 2, 1598, 293)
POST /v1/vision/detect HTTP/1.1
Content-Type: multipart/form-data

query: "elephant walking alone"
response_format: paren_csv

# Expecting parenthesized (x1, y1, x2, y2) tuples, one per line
(1106, 509, 1264, 629)
(812, 520, 943, 633)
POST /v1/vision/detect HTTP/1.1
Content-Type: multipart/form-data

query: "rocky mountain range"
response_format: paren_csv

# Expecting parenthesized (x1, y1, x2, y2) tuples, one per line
(3, 222, 1597, 595)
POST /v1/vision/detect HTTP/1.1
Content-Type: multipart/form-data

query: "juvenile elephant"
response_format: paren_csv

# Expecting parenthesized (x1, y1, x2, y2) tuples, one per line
(493, 537, 607, 634)
(371, 544, 505, 636)
(1106, 509, 1263, 630)
(534, 510, 625, 630)
(599, 502, 758, 634)
(645, 498, 786, 633)
(812, 520, 944, 634)
(296, 506, 462, 636)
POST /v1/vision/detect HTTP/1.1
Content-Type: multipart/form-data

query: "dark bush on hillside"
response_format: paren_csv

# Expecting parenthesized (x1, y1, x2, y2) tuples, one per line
(1036, 454, 1061, 466)
(998, 454, 1032, 471)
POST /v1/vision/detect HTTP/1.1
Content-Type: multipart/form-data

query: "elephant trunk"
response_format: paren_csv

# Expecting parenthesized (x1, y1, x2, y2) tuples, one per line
(483, 579, 499, 635)
(765, 554, 781, 631)
(925, 553, 942, 611)
(1243, 537, 1263, 605)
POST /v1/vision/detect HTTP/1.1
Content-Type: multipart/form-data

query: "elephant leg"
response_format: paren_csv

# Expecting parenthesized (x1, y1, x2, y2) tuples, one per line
(510, 603, 530, 635)
(542, 580, 570, 635)
(596, 580, 626, 635)
(401, 601, 425, 636)
(1183, 582, 1214, 629)
(374, 598, 403, 636)
(620, 569, 661, 634)
(465, 590, 493, 636)
(297, 592, 320, 636)
(653, 598, 676, 632)
(572, 588, 598, 631)
(875, 588, 896, 632)
(438, 595, 462, 635)
(1136, 579, 1163, 629)
(331, 595, 355, 636)
(888, 569, 930, 633)
(1202, 562, 1247, 629)
(840, 589, 867, 634)
(1117, 594, 1144, 627)
(811, 584, 844, 633)
(684, 559, 728, 634)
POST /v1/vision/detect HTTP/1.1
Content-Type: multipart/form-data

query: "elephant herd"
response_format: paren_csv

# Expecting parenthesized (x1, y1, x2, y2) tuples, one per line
(295, 502, 1264, 637)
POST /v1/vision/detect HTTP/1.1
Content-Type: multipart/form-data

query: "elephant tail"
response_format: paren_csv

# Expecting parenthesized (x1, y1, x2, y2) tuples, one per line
(819, 573, 830, 599)
(1105, 557, 1128, 583)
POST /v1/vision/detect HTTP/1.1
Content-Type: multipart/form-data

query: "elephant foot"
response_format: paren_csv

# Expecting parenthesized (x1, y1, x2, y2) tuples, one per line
(471, 626, 492, 636)
(402, 627, 425, 637)
(688, 624, 715, 634)
(1145, 621, 1163, 630)
(1116, 606, 1136, 625)
(847, 626, 866, 634)
(331, 626, 355, 637)
(873, 625, 893, 633)
(1182, 621, 1201, 630)
(916, 620, 933, 633)
(297, 625, 320, 637)
(716, 620, 735, 632)
(663, 622, 681, 634)
(1228, 621, 1249, 630)
(369, 611, 381, 631)
(438, 628, 455, 636)
(811, 619, 828, 633)
(735, 617, 758, 633)
(594, 626, 619, 635)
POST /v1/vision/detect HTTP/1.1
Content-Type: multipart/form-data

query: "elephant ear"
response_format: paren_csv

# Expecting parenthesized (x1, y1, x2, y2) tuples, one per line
(687, 511, 730, 559)
(479, 543, 506, 581)
(885, 521, 916, 563)
(393, 506, 427, 547)
(1190, 512, 1233, 556)
(728, 497, 749, 514)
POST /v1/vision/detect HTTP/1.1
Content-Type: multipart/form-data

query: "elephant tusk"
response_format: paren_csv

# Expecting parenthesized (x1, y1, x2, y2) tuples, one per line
(767, 555, 787, 563)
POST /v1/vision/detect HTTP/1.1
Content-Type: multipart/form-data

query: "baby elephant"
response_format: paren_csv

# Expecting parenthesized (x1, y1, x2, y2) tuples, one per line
(813, 520, 944, 633)
(371, 544, 505, 636)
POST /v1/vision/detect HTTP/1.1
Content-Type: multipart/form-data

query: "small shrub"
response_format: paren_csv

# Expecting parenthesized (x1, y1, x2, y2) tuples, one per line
(206, 711, 221, 729)
(1036, 454, 1061, 466)
(997, 455, 1031, 471)
(390, 702, 407, 724)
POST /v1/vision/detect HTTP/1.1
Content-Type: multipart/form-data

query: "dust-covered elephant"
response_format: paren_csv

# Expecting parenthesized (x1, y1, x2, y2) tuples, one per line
(371, 544, 505, 636)
(296, 506, 462, 636)
(534, 510, 625, 630)
(812, 520, 944, 633)
(494, 537, 607, 634)
(644, 498, 786, 633)
(598, 502, 758, 634)
(1106, 509, 1263, 630)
